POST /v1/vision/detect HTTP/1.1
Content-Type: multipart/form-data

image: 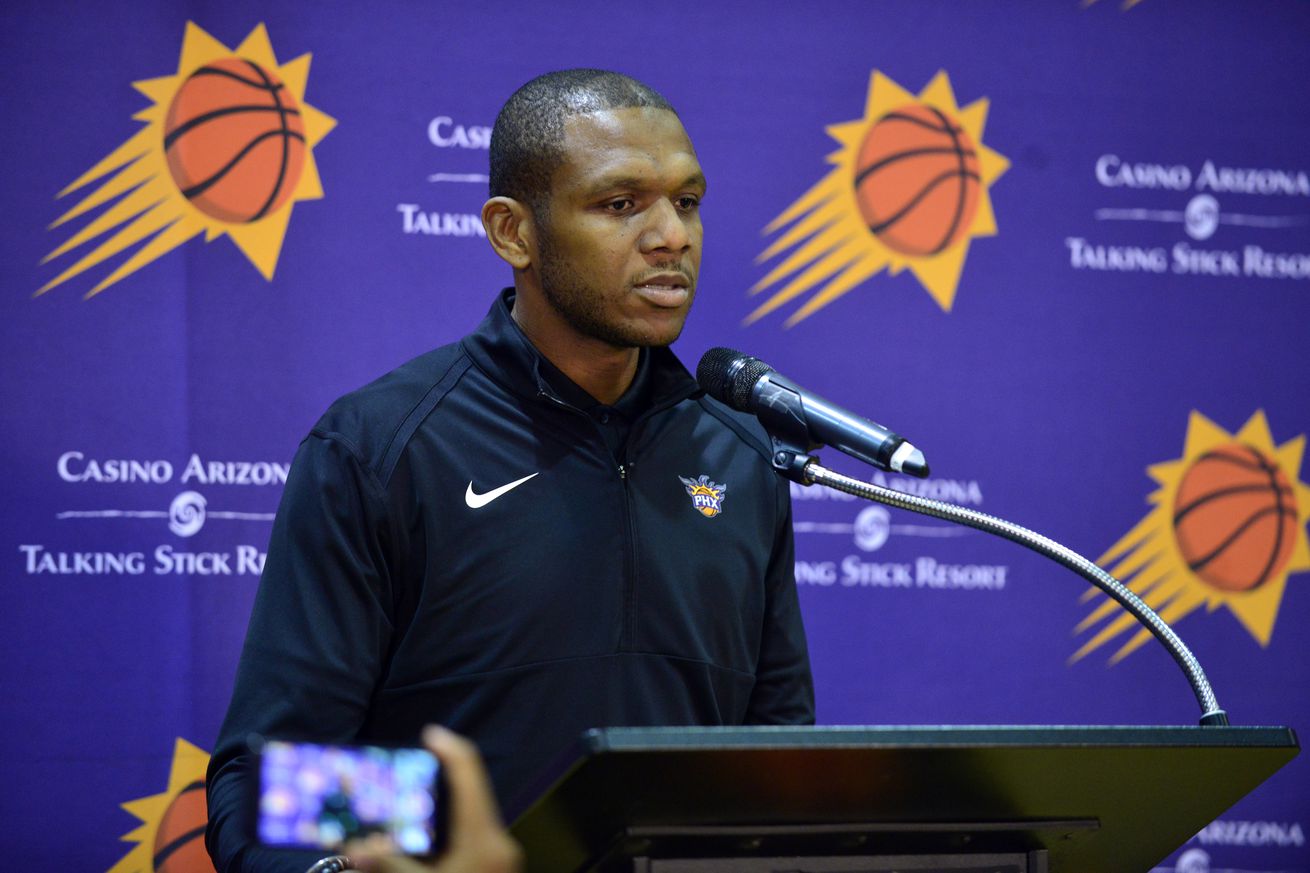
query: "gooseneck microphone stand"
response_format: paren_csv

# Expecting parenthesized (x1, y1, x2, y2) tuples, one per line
(769, 442, 1230, 728)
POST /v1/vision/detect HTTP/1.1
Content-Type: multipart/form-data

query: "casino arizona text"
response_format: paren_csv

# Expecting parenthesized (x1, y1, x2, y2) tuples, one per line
(56, 451, 289, 486)
(1095, 155, 1310, 196)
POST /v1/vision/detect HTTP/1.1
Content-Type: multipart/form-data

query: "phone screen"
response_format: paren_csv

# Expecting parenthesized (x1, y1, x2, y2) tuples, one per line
(255, 739, 441, 855)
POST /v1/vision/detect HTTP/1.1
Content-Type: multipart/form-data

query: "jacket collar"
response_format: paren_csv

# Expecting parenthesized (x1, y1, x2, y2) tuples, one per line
(461, 288, 701, 412)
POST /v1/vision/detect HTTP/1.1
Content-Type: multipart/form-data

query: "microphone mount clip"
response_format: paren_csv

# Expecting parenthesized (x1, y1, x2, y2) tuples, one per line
(769, 436, 819, 485)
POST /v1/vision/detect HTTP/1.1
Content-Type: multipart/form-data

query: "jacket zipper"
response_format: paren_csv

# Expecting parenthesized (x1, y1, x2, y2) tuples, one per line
(540, 389, 640, 652)
(612, 394, 698, 652)
(617, 460, 638, 651)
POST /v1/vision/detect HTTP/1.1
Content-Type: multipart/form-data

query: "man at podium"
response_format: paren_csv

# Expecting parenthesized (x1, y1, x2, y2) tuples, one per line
(205, 68, 814, 873)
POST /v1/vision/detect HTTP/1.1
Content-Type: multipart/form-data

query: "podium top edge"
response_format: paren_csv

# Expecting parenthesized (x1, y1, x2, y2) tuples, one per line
(579, 724, 1300, 752)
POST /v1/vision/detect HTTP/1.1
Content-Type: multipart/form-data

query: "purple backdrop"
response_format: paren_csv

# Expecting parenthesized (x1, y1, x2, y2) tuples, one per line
(2, 2, 1307, 870)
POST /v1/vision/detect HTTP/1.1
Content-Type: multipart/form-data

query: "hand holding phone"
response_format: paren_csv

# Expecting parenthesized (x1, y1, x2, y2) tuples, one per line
(254, 738, 446, 856)
(347, 727, 523, 873)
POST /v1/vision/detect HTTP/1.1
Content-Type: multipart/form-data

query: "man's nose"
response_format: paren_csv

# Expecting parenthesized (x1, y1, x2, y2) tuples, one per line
(640, 198, 692, 254)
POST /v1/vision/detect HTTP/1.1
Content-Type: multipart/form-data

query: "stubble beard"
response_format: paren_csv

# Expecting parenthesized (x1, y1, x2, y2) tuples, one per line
(536, 227, 692, 350)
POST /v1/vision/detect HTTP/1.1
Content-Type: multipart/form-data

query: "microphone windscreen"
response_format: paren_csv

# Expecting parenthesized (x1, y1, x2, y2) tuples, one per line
(696, 347, 774, 412)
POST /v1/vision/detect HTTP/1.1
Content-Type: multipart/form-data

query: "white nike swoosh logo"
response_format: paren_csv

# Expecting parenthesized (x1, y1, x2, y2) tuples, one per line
(465, 472, 539, 509)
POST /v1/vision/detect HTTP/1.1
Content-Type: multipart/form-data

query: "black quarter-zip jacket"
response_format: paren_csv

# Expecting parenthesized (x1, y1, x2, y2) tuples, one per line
(206, 290, 814, 873)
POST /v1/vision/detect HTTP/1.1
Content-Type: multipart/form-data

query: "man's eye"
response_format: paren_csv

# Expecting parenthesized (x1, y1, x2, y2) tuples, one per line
(677, 195, 701, 211)
(605, 198, 635, 212)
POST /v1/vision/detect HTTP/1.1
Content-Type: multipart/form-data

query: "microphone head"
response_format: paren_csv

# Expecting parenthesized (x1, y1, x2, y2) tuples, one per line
(697, 347, 774, 412)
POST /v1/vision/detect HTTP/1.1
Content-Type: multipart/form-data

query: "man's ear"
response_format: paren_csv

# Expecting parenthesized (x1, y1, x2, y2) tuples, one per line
(481, 197, 536, 271)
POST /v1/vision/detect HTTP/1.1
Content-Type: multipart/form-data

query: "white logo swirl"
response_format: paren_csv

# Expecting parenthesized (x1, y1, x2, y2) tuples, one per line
(1185, 194, 1220, 241)
(854, 505, 891, 552)
(168, 490, 207, 537)
(1176, 848, 1209, 873)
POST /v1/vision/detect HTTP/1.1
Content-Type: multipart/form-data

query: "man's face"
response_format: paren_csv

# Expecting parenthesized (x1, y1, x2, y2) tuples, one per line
(532, 106, 705, 349)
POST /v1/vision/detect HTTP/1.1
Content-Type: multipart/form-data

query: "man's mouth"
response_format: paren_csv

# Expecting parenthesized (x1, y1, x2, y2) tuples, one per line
(632, 272, 692, 307)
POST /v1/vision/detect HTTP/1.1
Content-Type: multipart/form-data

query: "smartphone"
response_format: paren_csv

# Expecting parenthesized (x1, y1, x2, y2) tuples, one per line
(253, 738, 446, 856)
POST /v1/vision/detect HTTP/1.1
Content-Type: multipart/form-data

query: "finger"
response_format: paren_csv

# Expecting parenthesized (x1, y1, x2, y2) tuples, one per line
(348, 852, 433, 873)
(344, 833, 428, 873)
(424, 725, 506, 842)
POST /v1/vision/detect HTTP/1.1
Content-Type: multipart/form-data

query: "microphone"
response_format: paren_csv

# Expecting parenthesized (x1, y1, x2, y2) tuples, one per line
(697, 347, 929, 478)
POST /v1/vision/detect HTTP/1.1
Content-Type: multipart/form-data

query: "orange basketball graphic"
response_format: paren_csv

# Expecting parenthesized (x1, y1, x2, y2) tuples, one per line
(164, 57, 306, 223)
(853, 103, 981, 257)
(152, 779, 216, 873)
(1173, 442, 1300, 592)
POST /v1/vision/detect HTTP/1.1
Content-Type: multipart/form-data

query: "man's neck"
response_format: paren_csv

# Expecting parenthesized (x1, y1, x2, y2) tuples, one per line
(510, 295, 639, 406)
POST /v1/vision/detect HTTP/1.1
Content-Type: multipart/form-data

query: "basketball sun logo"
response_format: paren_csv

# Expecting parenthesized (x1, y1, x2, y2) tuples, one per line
(1074, 411, 1310, 664)
(37, 22, 335, 299)
(680, 475, 728, 518)
(749, 70, 1009, 326)
(108, 738, 216, 873)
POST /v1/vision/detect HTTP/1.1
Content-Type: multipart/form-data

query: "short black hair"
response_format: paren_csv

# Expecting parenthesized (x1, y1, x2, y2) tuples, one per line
(489, 69, 677, 213)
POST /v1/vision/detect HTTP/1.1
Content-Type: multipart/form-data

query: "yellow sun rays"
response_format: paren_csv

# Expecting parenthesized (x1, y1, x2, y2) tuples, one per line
(108, 738, 211, 873)
(1073, 411, 1310, 664)
(748, 70, 1009, 326)
(38, 22, 336, 299)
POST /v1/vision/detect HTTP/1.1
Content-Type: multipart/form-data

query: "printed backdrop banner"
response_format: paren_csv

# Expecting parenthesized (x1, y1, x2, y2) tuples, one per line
(1, 2, 1307, 870)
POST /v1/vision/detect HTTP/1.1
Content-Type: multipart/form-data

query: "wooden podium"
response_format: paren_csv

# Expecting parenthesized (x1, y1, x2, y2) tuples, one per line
(508, 725, 1299, 873)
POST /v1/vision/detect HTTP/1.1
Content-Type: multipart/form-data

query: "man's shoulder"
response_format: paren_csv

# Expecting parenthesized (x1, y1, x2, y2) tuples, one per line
(683, 393, 775, 466)
(307, 339, 474, 474)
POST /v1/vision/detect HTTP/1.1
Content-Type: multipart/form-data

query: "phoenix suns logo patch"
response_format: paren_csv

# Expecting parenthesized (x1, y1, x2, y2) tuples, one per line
(680, 475, 727, 518)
